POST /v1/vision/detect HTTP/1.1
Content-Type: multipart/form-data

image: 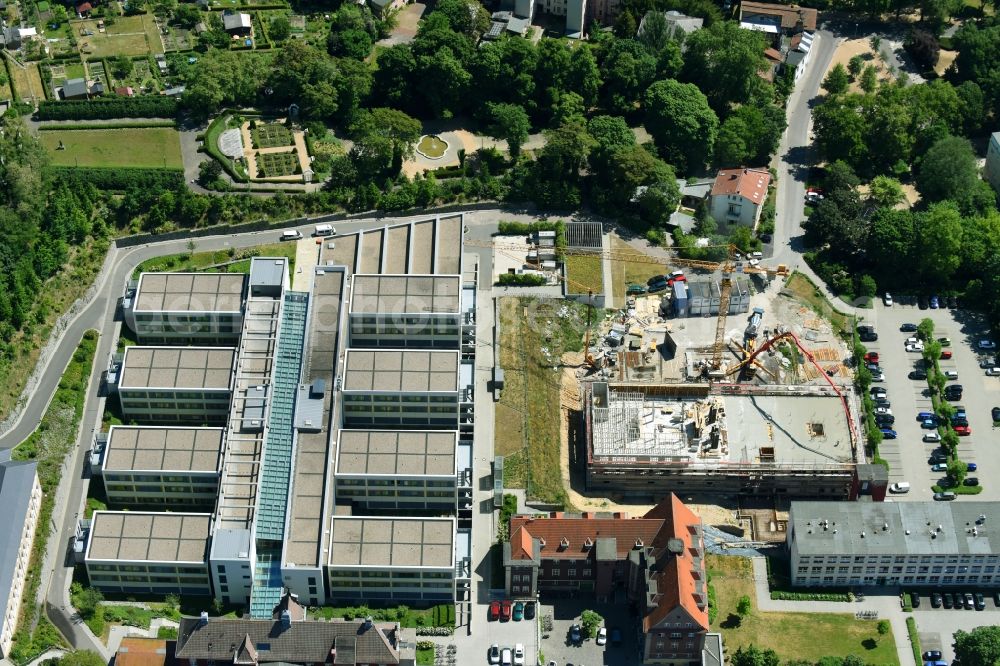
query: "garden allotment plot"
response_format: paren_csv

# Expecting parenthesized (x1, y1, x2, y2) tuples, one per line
(75, 14, 163, 58)
(41, 128, 183, 168)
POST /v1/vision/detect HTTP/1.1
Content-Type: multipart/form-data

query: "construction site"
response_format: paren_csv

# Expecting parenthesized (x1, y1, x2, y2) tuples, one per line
(490, 223, 886, 506)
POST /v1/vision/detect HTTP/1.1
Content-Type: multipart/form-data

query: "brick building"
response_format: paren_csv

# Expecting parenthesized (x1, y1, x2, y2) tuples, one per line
(502, 494, 712, 665)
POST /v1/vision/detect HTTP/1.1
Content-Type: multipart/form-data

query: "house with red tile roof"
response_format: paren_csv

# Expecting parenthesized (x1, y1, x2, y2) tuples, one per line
(709, 167, 771, 229)
(503, 494, 712, 665)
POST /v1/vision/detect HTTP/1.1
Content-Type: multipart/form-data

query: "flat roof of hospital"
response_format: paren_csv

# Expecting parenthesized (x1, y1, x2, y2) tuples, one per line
(87, 512, 211, 563)
(335, 430, 457, 476)
(104, 426, 224, 473)
(327, 517, 455, 569)
(321, 215, 463, 276)
(342, 350, 458, 392)
(119, 347, 235, 390)
(350, 275, 461, 314)
(134, 273, 245, 312)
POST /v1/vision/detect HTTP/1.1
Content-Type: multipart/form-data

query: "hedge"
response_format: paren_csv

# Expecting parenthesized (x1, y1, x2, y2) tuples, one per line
(36, 96, 178, 120)
(931, 484, 983, 494)
(906, 617, 921, 664)
(497, 220, 564, 235)
(39, 121, 176, 130)
(46, 166, 185, 190)
(496, 273, 547, 287)
(770, 591, 851, 602)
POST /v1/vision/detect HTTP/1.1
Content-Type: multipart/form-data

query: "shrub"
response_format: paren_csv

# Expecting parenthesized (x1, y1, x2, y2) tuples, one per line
(36, 96, 178, 120)
(496, 273, 546, 287)
(770, 591, 850, 602)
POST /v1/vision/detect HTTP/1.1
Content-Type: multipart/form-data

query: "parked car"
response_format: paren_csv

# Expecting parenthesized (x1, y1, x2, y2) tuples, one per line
(918, 296, 929, 309)
(930, 295, 940, 308)
(513, 601, 524, 621)
(889, 482, 911, 494)
(938, 337, 951, 347)
(980, 340, 997, 350)
(648, 280, 669, 293)
(930, 593, 942, 608)
(281, 229, 303, 241)
(880, 428, 897, 439)
(945, 384, 964, 394)
(875, 406, 892, 415)
(934, 491, 957, 501)
(965, 477, 979, 487)
(875, 415, 895, 425)
(992, 406, 1000, 421)
(524, 601, 535, 620)
(647, 275, 666, 286)
(570, 624, 582, 643)
(917, 411, 935, 421)
(626, 284, 647, 295)
(944, 370, 959, 379)
(923, 432, 941, 443)
(875, 398, 891, 408)
(871, 387, 887, 398)
(921, 419, 938, 429)
(986, 368, 1000, 376)
(910, 592, 920, 608)
(866, 362, 880, 372)
(900, 323, 918, 332)
(760, 233, 772, 243)
(955, 424, 972, 435)
(981, 359, 996, 369)
(968, 462, 977, 471)
(884, 292, 893, 306)
(500, 600, 512, 621)
(931, 463, 949, 472)
(596, 627, 607, 646)
(942, 592, 953, 608)
(923, 651, 943, 661)
(905, 342, 925, 352)
(940, 350, 952, 360)
(513, 643, 525, 666)
(965, 592, 976, 609)
(929, 452, 948, 463)
(864, 352, 880, 364)
(871, 370, 885, 382)
(489, 601, 500, 621)
(909, 369, 928, 380)
(489, 645, 501, 664)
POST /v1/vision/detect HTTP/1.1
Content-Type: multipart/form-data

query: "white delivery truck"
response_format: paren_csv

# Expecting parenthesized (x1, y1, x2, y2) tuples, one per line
(314, 224, 335, 237)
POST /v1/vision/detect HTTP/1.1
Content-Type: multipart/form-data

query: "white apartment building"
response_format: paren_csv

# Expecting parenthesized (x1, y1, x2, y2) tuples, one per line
(0, 458, 41, 658)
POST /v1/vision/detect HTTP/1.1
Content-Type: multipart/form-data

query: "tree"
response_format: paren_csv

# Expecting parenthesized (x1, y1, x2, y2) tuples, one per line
(350, 107, 422, 176)
(74, 587, 103, 618)
(822, 63, 850, 95)
(916, 136, 979, 203)
(270, 16, 291, 41)
(812, 97, 868, 169)
(637, 10, 669, 54)
(859, 65, 879, 93)
(731, 645, 780, 666)
(111, 54, 133, 79)
(580, 610, 603, 638)
(415, 47, 471, 117)
(568, 45, 601, 107)
(905, 28, 940, 68)
(947, 459, 968, 486)
(614, 9, 637, 37)
(432, 0, 490, 38)
(868, 175, 905, 208)
(859, 274, 877, 298)
(50, 3, 69, 25)
(644, 79, 718, 171)
(373, 45, 416, 109)
(600, 39, 657, 114)
(848, 54, 864, 78)
(876, 620, 891, 641)
(198, 159, 223, 186)
(952, 24, 1000, 117)
(681, 21, 769, 112)
(955, 625, 1000, 666)
(551, 91, 585, 127)
(486, 103, 530, 157)
(917, 317, 935, 342)
(736, 594, 752, 620)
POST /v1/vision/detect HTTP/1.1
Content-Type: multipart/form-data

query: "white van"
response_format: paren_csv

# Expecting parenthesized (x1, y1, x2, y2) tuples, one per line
(281, 229, 302, 241)
(889, 482, 910, 494)
(314, 224, 335, 237)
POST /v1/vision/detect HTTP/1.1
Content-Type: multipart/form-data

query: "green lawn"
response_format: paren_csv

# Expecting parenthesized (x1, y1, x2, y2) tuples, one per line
(132, 242, 298, 278)
(565, 253, 603, 295)
(609, 236, 667, 301)
(708, 555, 898, 664)
(41, 128, 183, 169)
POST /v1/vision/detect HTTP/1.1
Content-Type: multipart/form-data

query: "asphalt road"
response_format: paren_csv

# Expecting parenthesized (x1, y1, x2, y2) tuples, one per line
(772, 29, 838, 268)
(862, 302, 1000, 503)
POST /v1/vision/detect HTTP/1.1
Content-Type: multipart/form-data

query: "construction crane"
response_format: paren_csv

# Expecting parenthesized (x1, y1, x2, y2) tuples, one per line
(721, 329, 860, 452)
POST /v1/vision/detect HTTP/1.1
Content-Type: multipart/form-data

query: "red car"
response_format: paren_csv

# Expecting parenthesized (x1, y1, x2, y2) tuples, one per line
(955, 425, 971, 436)
(500, 600, 512, 621)
(940, 350, 953, 360)
(864, 352, 879, 364)
(489, 601, 500, 621)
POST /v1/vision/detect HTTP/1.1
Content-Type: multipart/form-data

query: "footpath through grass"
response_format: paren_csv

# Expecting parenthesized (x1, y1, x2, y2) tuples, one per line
(707, 555, 898, 665)
(40, 128, 183, 169)
(9, 330, 99, 664)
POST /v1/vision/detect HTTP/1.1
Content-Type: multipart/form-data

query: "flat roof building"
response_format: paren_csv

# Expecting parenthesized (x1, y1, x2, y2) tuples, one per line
(0, 458, 41, 659)
(585, 382, 865, 497)
(85, 512, 212, 595)
(789, 501, 1000, 588)
(123, 273, 245, 344)
(93, 426, 224, 507)
(326, 517, 460, 603)
(334, 430, 470, 511)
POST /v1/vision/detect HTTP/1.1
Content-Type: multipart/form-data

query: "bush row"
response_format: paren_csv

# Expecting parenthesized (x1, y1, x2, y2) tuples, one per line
(39, 121, 176, 130)
(46, 166, 185, 191)
(416, 627, 453, 636)
(496, 220, 564, 235)
(496, 273, 547, 287)
(770, 591, 851, 602)
(36, 96, 178, 120)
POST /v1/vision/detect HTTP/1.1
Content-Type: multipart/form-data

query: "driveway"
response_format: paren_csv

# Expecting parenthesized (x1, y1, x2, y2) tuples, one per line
(863, 302, 999, 501)
(540, 599, 638, 666)
(377, 2, 425, 45)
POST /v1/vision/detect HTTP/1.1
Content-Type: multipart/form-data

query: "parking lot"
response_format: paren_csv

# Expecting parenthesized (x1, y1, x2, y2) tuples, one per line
(911, 590, 1000, 663)
(862, 300, 1000, 502)
(483, 601, 539, 666)
(539, 599, 637, 666)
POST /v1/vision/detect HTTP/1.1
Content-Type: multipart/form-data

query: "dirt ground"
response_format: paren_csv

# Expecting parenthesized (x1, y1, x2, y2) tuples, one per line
(825, 38, 895, 94)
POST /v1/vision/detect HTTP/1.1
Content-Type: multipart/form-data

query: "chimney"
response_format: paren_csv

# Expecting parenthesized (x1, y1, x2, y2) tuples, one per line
(280, 610, 291, 629)
(364, 615, 374, 630)
(584, 537, 594, 549)
(559, 537, 569, 550)
(634, 538, 644, 549)
(199, 611, 209, 627)
(539, 537, 546, 549)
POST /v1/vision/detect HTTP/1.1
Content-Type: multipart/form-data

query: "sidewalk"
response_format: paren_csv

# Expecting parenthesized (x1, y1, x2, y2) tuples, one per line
(750, 558, 915, 666)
